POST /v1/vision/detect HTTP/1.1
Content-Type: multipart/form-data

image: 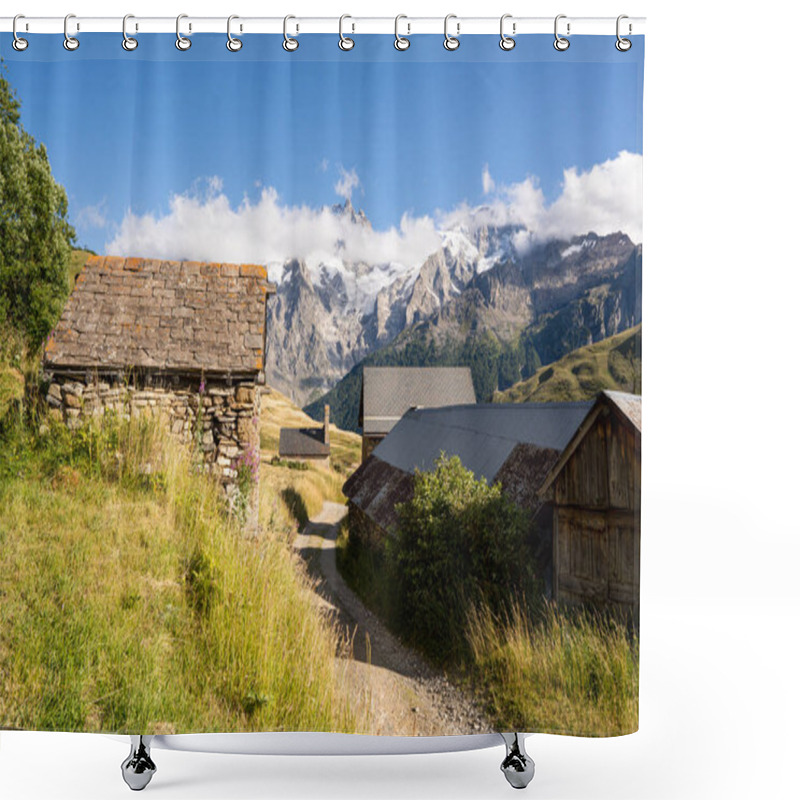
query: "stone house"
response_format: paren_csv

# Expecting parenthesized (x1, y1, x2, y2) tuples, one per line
(358, 366, 476, 461)
(42, 255, 276, 507)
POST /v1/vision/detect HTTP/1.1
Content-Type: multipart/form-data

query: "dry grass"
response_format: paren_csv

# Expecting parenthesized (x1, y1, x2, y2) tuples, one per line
(0, 412, 368, 734)
(467, 601, 638, 736)
(259, 389, 361, 526)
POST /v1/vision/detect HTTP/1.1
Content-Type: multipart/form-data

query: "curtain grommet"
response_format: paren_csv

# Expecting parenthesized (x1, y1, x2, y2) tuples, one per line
(444, 14, 460, 51)
(616, 15, 632, 51)
(63, 14, 80, 51)
(394, 15, 410, 51)
(122, 14, 138, 51)
(176, 14, 191, 51)
(499, 14, 516, 51)
(554, 14, 570, 51)
(283, 15, 299, 52)
(227, 15, 243, 51)
(12, 15, 29, 51)
(339, 14, 355, 51)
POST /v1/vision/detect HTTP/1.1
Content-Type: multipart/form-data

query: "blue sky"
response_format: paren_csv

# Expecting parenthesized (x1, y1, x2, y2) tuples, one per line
(4, 33, 643, 257)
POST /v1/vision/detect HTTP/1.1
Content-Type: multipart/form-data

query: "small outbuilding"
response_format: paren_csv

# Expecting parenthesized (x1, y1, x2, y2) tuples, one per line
(279, 405, 331, 465)
(540, 391, 642, 623)
(358, 366, 476, 460)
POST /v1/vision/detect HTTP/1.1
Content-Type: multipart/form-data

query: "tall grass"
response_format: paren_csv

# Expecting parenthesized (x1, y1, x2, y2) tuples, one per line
(467, 601, 638, 736)
(0, 411, 367, 734)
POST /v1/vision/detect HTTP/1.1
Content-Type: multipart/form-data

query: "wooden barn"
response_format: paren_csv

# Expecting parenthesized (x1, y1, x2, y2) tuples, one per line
(344, 401, 594, 596)
(541, 391, 641, 623)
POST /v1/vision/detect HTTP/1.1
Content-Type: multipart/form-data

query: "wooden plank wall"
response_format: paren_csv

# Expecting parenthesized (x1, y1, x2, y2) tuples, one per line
(554, 407, 641, 618)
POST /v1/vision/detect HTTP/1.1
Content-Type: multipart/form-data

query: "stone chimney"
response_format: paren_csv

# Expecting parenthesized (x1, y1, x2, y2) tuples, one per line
(323, 404, 330, 445)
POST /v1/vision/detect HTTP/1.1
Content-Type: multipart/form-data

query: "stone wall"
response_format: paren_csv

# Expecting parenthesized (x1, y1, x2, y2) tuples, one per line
(44, 372, 261, 512)
(347, 502, 390, 551)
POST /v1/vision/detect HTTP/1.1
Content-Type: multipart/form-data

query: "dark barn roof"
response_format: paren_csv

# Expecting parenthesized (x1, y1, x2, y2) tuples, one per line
(373, 402, 593, 483)
(279, 427, 330, 458)
(345, 401, 593, 534)
(343, 458, 414, 532)
(44, 256, 277, 377)
(359, 366, 476, 436)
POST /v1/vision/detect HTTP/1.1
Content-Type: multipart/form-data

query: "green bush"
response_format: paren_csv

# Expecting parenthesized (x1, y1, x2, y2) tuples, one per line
(1, 65, 74, 347)
(392, 454, 536, 664)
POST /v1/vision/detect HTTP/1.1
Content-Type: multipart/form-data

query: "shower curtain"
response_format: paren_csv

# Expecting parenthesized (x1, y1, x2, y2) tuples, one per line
(0, 25, 643, 740)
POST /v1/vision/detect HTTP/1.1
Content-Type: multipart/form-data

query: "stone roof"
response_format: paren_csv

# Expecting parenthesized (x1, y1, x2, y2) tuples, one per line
(44, 256, 276, 376)
(279, 427, 330, 458)
(343, 457, 414, 535)
(359, 366, 476, 436)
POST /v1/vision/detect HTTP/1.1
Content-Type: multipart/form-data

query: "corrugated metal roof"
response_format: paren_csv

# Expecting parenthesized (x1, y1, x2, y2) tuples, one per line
(371, 402, 593, 484)
(361, 366, 476, 435)
(279, 427, 330, 457)
(603, 390, 642, 432)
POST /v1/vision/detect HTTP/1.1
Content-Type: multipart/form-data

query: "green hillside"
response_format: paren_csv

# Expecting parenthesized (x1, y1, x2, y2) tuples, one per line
(494, 325, 641, 403)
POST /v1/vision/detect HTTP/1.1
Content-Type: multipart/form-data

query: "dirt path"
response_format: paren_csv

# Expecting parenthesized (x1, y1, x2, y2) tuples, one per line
(294, 501, 491, 736)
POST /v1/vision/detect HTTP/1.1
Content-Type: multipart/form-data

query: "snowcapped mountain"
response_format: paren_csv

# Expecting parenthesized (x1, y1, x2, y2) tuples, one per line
(264, 200, 638, 407)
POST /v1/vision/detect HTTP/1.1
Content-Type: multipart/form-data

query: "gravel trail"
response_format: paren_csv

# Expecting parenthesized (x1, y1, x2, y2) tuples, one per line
(294, 501, 491, 736)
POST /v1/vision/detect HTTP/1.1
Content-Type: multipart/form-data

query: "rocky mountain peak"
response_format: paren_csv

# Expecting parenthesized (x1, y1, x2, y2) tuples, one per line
(332, 197, 372, 229)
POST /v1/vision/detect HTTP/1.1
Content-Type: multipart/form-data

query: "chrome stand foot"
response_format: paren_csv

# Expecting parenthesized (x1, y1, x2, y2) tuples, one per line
(121, 735, 156, 791)
(500, 733, 535, 790)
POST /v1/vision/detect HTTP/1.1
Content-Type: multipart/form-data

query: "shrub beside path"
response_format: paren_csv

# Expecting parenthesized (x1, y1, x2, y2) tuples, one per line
(294, 502, 491, 736)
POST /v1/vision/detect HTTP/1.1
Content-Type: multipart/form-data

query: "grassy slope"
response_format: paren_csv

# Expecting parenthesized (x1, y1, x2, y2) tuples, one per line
(494, 324, 642, 404)
(259, 388, 361, 527)
(0, 415, 366, 734)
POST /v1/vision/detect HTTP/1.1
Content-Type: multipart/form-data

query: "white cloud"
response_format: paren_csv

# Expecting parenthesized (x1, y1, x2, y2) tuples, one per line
(542, 150, 643, 243)
(77, 201, 108, 230)
(105, 152, 641, 293)
(106, 180, 441, 283)
(439, 151, 642, 248)
(319, 158, 329, 173)
(481, 164, 495, 195)
(334, 166, 360, 200)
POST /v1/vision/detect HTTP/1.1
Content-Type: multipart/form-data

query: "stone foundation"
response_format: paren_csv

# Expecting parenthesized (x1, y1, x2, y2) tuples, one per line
(44, 372, 261, 513)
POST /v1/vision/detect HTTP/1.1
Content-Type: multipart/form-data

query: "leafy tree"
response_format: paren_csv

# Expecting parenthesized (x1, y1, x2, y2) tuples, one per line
(392, 454, 535, 664)
(0, 62, 74, 346)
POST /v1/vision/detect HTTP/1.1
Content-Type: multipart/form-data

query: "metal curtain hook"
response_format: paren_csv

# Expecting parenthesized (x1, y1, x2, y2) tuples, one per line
(283, 15, 299, 51)
(554, 14, 570, 51)
(63, 13, 79, 51)
(444, 14, 460, 51)
(616, 14, 632, 51)
(339, 14, 354, 51)
(499, 14, 516, 51)
(227, 15, 243, 51)
(122, 14, 138, 51)
(394, 14, 410, 51)
(12, 14, 28, 51)
(176, 14, 191, 50)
